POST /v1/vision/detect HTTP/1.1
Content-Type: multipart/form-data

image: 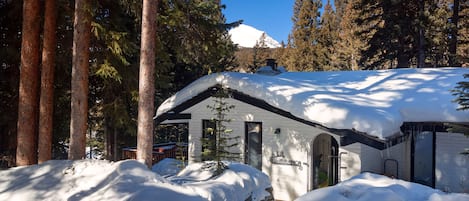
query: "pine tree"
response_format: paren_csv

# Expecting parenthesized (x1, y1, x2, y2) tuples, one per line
(201, 87, 240, 175)
(457, 1, 469, 66)
(357, 0, 421, 69)
(137, 0, 157, 168)
(452, 73, 469, 154)
(252, 33, 271, 71)
(317, 0, 339, 71)
(273, 41, 288, 67)
(16, 0, 41, 166)
(289, 0, 322, 71)
(426, 0, 451, 67)
(69, 0, 92, 160)
(453, 74, 469, 111)
(38, 0, 58, 163)
(449, 0, 460, 66)
(333, 0, 365, 70)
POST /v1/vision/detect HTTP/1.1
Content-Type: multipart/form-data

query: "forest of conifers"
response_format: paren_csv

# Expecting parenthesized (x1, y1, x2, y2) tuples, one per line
(1, 0, 468, 167)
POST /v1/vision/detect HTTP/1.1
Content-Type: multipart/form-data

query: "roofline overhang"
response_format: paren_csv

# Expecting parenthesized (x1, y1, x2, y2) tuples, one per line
(155, 85, 421, 150)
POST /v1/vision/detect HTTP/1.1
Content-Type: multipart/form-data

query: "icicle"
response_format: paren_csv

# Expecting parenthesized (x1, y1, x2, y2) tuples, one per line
(386, 140, 391, 159)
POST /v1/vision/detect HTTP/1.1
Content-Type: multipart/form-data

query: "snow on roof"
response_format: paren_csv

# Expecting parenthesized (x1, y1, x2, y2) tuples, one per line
(156, 68, 469, 139)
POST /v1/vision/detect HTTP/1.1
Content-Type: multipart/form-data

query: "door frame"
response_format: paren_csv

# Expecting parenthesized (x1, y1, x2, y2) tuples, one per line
(244, 122, 262, 170)
(310, 133, 339, 190)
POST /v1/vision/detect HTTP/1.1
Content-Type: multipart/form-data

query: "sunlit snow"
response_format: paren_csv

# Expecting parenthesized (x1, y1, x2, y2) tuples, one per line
(156, 68, 469, 139)
(228, 24, 281, 48)
(295, 172, 469, 201)
(2, 160, 468, 200)
(0, 159, 272, 201)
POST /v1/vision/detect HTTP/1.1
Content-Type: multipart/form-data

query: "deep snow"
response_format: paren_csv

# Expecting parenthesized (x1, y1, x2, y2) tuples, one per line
(229, 24, 281, 48)
(156, 68, 469, 139)
(0, 159, 271, 201)
(1, 160, 468, 201)
(296, 173, 469, 201)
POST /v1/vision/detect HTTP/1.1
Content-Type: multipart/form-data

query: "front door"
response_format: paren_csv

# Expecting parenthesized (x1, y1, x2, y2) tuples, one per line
(312, 134, 339, 189)
(245, 122, 262, 170)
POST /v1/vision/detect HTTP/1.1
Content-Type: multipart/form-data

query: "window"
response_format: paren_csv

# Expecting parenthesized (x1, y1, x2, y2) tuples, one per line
(201, 119, 216, 161)
(245, 122, 262, 170)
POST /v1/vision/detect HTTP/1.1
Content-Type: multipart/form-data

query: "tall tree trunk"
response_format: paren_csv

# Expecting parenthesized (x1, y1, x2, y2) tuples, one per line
(417, 0, 425, 68)
(69, 0, 92, 160)
(104, 116, 113, 160)
(137, 0, 157, 168)
(449, 0, 459, 66)
(16, 0, 41, 166)
(38, 0, 57, 164)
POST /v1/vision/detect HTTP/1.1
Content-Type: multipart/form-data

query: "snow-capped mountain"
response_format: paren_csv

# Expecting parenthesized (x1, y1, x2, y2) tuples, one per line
(229, 24, 281, 48)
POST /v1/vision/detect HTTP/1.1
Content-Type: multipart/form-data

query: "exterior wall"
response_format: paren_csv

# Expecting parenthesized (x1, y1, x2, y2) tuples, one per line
(435, 132, 469, 193)
(339, 143, 381, 181)
(382, 140, 411, 181)
(179, 97, 339, 201)
(339, 144, 361, 181)
(339, 141, 411, 182)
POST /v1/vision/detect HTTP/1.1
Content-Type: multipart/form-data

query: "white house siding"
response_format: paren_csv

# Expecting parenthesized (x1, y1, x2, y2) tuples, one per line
(339, 144, 361, 181)
(177, 97, 340, 201)
(339, 140, 411, 182)
(435, 132, 469, 193)
(381, 140, 411, 181)
(339, 143, 381, 181)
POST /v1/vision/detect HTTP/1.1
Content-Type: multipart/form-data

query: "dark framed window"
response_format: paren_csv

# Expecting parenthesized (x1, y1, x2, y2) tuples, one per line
(202, 119, 216, 161)
(245, 122, 262, 170)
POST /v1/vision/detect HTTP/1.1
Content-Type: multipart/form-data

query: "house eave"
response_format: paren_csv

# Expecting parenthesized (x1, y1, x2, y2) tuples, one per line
(155, 85, 412, 150)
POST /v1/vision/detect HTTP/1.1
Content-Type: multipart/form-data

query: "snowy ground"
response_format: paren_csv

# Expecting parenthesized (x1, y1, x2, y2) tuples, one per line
(0, 159, 271, 201)
(2, 159, 468, 201)
(296, 173, 469, 201)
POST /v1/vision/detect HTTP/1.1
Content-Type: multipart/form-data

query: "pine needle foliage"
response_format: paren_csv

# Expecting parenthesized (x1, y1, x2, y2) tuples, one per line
(453, 74, 469, 111)
(201, 86, 240, 175)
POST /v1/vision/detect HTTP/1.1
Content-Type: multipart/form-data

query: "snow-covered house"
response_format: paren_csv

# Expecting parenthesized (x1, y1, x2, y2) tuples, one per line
(154, 67, 469, 200)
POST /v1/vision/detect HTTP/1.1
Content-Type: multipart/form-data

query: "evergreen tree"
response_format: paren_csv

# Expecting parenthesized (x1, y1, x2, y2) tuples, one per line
(38, 0, 58, 163)
(1, 0, 239, 163)
(425, 0, 451, 67)
(452, 73, 469, 154)
(333, 0, 365, 70)
(0, 2, 22, 161)
(69, 0, 92, 160)
(357, 0, 421, 69)
(273, 41, 288, 67)
(252, 33, 271, 71)
(137, 0, 157, 168)
(334, 0, 349, 23)
(16, 0, 41, 166)
(289, 0, 322, 71)
(448, 0, 460, 66)
(317, 0, 339, 71)
(453, 74, 469, 111)
(201, 87, 240, 174)
(457, 1, 469, 66)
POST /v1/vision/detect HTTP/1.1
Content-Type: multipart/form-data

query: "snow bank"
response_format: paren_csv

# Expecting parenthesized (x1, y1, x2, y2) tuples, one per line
(295, 173, 469, 201)
(0, 159, 272, 201)
(156, 68, 469, 139)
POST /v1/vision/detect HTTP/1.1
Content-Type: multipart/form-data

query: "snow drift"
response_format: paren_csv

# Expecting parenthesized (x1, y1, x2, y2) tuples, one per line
(295, 172, 469, 201)
(0, 159, 272, 201)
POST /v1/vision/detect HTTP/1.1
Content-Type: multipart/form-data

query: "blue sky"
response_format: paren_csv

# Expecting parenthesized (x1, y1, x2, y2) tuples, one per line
(222, 0, 331, 43)
(221, 0, 295, 43)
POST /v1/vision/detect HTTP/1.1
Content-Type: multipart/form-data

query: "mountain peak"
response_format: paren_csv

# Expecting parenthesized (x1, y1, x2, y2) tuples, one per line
(229, 24, 281, 48)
